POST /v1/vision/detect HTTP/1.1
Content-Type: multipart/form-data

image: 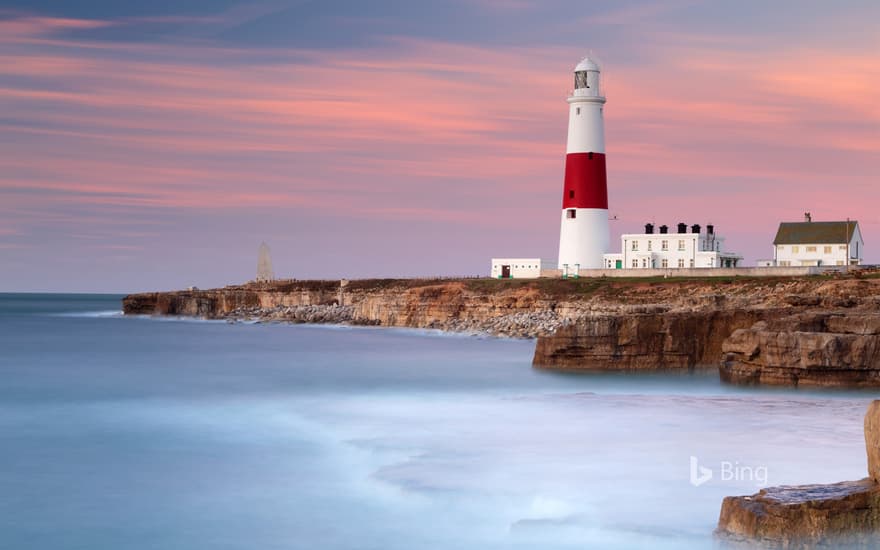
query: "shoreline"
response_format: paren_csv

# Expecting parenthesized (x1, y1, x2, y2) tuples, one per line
(123, 274, 880, 387)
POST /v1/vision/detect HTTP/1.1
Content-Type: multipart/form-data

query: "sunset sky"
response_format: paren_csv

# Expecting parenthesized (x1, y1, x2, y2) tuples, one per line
(1, 1, 878, 292)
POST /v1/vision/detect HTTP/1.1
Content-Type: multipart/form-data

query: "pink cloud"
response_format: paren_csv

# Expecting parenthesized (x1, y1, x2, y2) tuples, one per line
(1, 13, 878, 274)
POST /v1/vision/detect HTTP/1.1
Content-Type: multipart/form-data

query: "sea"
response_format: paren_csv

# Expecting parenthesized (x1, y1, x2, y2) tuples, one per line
(0, 293, 876, 549)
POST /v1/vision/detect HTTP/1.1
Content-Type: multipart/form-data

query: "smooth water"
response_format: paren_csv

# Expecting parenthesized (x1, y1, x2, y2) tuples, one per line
(0, 294, 875, 549)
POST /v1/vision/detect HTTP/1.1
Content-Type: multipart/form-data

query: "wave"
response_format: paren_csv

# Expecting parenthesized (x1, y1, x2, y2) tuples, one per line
(51, 310, 123, 318)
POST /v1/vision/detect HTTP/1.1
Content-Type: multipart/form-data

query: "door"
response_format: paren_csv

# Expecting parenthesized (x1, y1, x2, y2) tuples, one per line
(501, 265, 511, 278)
(615, 260, 622, 269)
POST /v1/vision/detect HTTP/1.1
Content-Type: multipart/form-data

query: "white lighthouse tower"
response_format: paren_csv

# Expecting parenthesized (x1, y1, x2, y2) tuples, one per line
(557, 56, 610, 273)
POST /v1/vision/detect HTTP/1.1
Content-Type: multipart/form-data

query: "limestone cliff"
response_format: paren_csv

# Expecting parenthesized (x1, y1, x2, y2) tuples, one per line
(124, 274, 880, 384)
(532, 309, 773, 370)
(720, 313, 880, 387)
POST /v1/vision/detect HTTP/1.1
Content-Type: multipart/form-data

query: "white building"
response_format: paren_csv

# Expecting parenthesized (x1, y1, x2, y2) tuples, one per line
(490, 258, 555, 279)
(766, 215, 863, 267)
(602, 223, 742, 270)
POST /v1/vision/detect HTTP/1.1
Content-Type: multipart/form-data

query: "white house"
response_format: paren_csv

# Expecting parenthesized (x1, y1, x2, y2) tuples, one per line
(767, 214, 863, 267)
(602, 223, 742, 270)
(490, 258, 555, 279)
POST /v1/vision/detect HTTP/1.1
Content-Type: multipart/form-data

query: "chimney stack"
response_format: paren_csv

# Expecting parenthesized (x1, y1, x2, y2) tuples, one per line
(691, 224, 701, 234)
(659, 225, 668, 234)
(645, 223, 654, 234)
(677, 222, 687, 234)
(707, 224, 714, 235)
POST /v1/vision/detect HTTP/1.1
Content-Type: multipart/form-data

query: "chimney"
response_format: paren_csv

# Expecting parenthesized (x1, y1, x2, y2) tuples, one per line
(677, 222, 687, 234)
(707, 224, 714, 235)
(691, 224, 701, 234)
(645, 223, 654, 234)
(805, 212, 812, 223)
(659, 225, 668, 234)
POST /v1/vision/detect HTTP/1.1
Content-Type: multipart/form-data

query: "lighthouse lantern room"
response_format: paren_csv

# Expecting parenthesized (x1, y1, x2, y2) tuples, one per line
(557, 56, 610, 274)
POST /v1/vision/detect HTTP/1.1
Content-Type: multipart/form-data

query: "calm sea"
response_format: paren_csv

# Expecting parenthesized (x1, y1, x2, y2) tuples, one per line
(0, 293, 874, 549)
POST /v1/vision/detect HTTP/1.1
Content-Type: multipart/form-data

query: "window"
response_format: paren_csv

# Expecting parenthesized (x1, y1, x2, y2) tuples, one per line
(631, 241, 639, 251)
(566, 209, 576, 219)
(661, 240, 668, 251)
(839, 245, 847, 251)
(824, 246, 832, 254)
(576, 107, 581, 115)
(678, 240, 685, 251)
(677, 259, 685, 268)
(632, 259, 638, 268)
(569, 190, 574, 198)
(837, 261, 844, 266)
(689, 259, 694, 268)
(792, 245, 799, 253)
(647, 241, 653, 251)
(779, 260, 791, 266)
(641, 258, 648, 268)
(806, 246, 817, 253)
(662, 259, 668, 268)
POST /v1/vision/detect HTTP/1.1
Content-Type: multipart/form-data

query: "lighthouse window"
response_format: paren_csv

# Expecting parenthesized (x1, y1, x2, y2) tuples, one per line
(575, 71, 589, 89)
(566, 209, 576, 219)
(576, 107, 581, 115)
(569, 190, 574, 198)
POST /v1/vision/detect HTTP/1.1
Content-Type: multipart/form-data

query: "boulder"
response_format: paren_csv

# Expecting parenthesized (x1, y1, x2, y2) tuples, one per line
(866, 400, 880, 483)
(717, 401, 880, 547)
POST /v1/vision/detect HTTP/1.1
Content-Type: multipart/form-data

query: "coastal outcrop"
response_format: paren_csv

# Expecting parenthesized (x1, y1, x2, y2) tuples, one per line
(716, 401, 880, 548)
(124, 274, 880, 383)
(532, 309, 771, 370)
(720, 313, 880, 387)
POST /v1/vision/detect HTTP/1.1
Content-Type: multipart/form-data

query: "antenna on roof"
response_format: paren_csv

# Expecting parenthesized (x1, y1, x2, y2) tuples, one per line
(804, 212, 812, 223)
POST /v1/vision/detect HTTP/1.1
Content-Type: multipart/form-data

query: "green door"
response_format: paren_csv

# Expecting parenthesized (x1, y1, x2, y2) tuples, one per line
(615, 260, 622, 269)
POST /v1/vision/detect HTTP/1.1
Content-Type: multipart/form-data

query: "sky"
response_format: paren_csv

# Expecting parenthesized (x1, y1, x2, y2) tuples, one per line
(1, 0, 878, 292)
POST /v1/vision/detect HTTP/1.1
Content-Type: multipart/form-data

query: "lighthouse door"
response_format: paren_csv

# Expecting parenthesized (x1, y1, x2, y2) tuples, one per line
(501, 265, 511, 279)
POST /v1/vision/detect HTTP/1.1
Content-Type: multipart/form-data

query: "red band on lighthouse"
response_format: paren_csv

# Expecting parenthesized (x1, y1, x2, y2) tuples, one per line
(562, 152, 607, 209)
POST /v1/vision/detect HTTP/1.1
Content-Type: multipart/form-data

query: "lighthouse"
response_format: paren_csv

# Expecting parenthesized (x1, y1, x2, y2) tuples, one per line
(557, 56, 609, 273)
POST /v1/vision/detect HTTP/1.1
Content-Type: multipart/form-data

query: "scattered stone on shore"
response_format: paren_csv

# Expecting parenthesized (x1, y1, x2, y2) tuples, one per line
(716, 400, 880, 548)
(221, 303, 563, 338)
(223, 304, 354, 325)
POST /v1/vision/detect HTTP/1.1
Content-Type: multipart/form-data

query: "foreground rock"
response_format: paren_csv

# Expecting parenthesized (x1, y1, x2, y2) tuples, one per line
(716, 401, 880, 548)
(720, 313, 880, 387)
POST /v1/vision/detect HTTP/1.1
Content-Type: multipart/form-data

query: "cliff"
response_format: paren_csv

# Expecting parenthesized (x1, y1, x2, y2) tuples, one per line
(531, 276, 880, 379)
(124, 273, 880, 384)
(532, 309, 774, 370)
(721, 313, 880, 387)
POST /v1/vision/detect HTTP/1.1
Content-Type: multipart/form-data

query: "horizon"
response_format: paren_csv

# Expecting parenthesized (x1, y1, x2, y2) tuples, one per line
(1, 1, 878, 293)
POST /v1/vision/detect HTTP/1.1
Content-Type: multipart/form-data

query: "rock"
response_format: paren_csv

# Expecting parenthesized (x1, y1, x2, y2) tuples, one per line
(721, 314, 880, 387)
(716, 479, 880, 548)
(717, 402, 880, 548)
(533, 310, 769, 370)
(867, 401, 880, 483)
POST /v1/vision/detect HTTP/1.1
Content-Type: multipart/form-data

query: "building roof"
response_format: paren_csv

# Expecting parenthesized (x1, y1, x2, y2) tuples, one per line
(773, 221, 859, 245)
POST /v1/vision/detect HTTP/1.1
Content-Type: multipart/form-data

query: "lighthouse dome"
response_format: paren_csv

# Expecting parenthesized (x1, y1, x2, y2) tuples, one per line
(574, 56, 601, 72)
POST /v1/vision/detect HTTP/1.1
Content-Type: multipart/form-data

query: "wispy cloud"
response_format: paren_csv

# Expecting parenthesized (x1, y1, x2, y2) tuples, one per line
(0, 6, 878, 289)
